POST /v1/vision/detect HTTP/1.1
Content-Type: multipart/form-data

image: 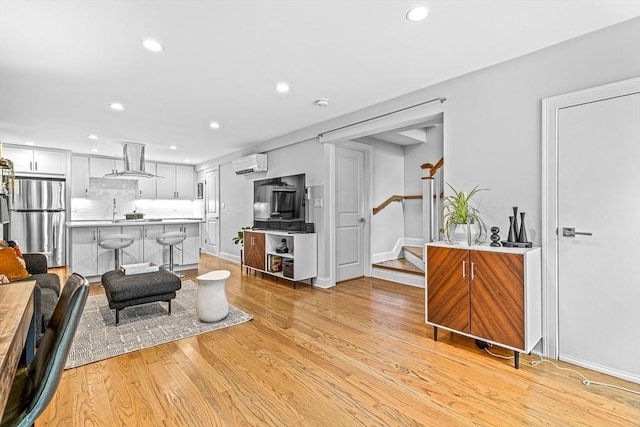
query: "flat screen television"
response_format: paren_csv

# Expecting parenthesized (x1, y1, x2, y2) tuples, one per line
(253, 173, 306, 231)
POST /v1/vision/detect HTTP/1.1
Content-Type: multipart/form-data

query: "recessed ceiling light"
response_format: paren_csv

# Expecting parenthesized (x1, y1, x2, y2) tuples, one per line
(169, 145, 177, 150)
(91, 148, 98, 153)
(184, 159, 191, 163)
(275, 82, 290, 93)
(142, 39, 164, 52)
(110, 103, 124, 111)
(25, 141, 35, 146)
(406, 6, 429, 22)
(88, 134, 98, 140)
(209, 121, 220, 129)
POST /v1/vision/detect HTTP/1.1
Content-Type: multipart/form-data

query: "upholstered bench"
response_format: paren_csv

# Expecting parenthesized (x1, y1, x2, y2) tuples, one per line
(101, 268, 182, 325)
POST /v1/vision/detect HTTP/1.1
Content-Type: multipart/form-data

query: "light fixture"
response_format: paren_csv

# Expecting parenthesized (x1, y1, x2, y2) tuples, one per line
(25, 141, 35, 146)
(209, 121, 220, 129)
(315, 98, 329, 107)
(406, 6, 429, 21)
(184, 159, 191, 163)
(169, 145, 177, 150)
(90, 148, 98, 153)
(142, 39, 164, 52)
(110, 103, 124, 111)
(88, 134, 98, 140)
(275, 82, 290, 93)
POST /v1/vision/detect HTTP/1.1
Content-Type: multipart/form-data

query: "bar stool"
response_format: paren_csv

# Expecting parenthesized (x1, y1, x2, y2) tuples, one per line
(99, 233, 135, 270)
(156, 231, 187, 274)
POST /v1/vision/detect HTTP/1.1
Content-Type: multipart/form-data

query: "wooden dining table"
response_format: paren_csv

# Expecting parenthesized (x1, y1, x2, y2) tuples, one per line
(0, 281, 36, 418)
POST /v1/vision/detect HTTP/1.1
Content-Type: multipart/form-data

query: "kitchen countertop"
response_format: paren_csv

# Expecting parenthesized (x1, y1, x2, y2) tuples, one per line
(66, 218, 204, 227)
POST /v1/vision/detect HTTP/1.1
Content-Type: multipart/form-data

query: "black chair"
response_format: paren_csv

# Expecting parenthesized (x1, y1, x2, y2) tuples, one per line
(0, 273, 89, 427)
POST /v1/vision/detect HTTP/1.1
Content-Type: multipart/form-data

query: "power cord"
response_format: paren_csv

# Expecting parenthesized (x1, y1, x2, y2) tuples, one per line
(480, 343, 640, 395)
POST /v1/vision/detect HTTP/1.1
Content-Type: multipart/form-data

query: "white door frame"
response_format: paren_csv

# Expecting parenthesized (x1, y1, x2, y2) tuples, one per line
(327, 141, 373, 286)
(541, 76, 640, 358)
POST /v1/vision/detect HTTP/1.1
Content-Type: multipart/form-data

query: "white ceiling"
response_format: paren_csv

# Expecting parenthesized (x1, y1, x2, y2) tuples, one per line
(1, 1, 638, 165)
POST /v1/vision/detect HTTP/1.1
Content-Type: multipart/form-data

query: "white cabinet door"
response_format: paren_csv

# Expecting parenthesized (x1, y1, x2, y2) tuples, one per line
(155, 163, 176, 199)
(70, 227, 98, 277)
(71, 155, 90, 198)
(181, 223, 200, 265)
(96, 227, 123, 274)
(175, 165, 195, 199)
(33, 149, 67, 174)
(154, 163, 195, 199)
(1, 146, 67, 175)
(121, 226, 144, 265)
(90, 157, 122, 177)
(137, 162, 156, 199)
(143, 224, 165, 266)
(1, 146, 33, 172)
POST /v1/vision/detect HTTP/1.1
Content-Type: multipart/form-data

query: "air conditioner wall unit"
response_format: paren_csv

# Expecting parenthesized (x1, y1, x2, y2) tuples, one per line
(232, 153, 267, 175)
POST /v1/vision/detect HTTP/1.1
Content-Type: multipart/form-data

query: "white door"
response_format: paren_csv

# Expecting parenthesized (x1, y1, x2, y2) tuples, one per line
(204, 169, 219, 256)
(336, 146, 366, 282)
(558, 92, 640, 382)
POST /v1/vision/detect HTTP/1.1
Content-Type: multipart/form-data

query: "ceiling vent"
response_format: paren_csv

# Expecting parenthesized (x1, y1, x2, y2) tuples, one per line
(104, 142, 162, 179)
(232, 154, 267, 175)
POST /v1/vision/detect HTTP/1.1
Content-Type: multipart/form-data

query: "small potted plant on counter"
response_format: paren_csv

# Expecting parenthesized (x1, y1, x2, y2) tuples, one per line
(442, 183, 487, 246)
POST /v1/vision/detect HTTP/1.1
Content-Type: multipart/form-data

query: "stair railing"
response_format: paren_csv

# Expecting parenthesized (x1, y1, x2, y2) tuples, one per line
(421, 157, 444, 242)
(372, 194, 422, 215)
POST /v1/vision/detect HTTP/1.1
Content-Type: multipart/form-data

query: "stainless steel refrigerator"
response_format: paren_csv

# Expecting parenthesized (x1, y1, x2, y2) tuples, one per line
(10, 177, 66, 267)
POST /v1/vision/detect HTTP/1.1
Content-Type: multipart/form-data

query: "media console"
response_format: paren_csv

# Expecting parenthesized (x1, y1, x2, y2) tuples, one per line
(243, 230, 317, 288)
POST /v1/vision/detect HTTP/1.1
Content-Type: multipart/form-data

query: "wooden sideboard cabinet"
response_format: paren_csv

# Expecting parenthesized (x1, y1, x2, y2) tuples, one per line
(244, 231, 266, 271)
(425, 242, 542, 368)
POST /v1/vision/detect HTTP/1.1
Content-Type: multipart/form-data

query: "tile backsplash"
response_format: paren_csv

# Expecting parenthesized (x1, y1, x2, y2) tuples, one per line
(71, 178, 200, 220)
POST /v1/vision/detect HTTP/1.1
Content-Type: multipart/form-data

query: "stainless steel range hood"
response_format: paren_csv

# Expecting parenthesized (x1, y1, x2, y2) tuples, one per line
(104, 142, 163, 179)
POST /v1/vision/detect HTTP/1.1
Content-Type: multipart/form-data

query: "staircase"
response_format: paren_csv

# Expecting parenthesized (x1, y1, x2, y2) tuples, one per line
(372, 245, 425, 287)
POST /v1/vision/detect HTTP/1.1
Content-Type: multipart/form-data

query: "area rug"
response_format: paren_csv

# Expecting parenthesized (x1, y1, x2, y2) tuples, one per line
(65, 280, 252, 368)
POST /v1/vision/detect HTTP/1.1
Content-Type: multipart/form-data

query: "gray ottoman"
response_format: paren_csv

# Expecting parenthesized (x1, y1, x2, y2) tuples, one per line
(101, 268, 182, 325)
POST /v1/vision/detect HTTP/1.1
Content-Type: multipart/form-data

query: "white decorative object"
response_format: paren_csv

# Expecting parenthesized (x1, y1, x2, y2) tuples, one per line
(120, 262, 159, 275)
(196, 270, 231, 322)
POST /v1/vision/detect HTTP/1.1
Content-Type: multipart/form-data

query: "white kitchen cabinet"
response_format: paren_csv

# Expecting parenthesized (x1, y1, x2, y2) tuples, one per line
(121, 225, 144, 265)
(2, 145, 68, 175)
(96, 227, 125, 275)
(163, 223, 199, 266)
(155, 163, 195, 199)
(69, 227, 98, 277)
(142, 224, 165, 267)
(137, 162, 157, 199)
(90, 156, 123, 178)
(71, 155, 90, 198)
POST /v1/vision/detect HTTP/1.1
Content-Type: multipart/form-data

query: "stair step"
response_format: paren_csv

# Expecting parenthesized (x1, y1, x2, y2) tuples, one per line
(373, 258, 424, 276)
(403, 246, 423, 260)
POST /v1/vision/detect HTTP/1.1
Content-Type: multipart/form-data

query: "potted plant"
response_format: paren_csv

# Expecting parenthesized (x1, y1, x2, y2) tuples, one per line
(442, 183, 487, 246)
(232, 226, 253, 246)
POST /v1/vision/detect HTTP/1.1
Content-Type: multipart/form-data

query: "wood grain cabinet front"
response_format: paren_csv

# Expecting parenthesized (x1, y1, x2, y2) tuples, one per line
(243, 231, 265, 271)
(426, 243, 541, 368)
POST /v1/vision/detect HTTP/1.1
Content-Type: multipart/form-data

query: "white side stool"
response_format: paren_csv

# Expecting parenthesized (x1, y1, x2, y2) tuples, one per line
(99, 233, 135, 270)
(196, 270, 231, 322)
(156, 231, 187, 274)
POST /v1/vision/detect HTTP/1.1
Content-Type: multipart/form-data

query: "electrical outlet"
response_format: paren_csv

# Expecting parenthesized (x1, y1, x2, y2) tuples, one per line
(314, 198, 323, 208)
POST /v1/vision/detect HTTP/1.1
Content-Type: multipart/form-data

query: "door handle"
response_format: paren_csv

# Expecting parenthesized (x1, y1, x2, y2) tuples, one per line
(358, 218, 366, 223)
(562, 227, 593, 237)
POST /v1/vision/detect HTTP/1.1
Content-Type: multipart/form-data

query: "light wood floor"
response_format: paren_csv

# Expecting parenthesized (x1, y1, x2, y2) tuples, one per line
(41, 254, 639, 426)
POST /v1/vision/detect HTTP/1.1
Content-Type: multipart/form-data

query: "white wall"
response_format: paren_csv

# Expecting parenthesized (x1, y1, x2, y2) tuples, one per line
(218, 139, 324, 268)
(206, 18, 640, 283)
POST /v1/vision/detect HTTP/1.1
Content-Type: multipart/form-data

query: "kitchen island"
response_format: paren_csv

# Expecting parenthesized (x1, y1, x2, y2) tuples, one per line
(66, 219, 203, 281)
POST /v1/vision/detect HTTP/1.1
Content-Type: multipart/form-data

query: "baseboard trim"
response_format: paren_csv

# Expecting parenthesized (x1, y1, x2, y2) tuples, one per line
(372, 267, 424, 288)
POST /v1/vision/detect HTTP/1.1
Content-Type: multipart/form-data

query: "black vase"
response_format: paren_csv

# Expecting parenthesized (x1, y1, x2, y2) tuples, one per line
(512, 207, 519, 242)
(507, 216, 516, 242)
(518, 212, 528, 243)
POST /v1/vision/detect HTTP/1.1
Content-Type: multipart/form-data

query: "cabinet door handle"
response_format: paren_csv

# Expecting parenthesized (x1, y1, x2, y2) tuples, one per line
(462, 260, 466, 278)
(98, 230, 101, 240)
(144, 229, 148, 238)
(34, 161, 38, 171)
(470, 262, 476, 280)
(30, 161, 33, 171)
(93, 231, 97, 241)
